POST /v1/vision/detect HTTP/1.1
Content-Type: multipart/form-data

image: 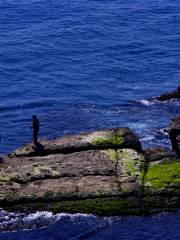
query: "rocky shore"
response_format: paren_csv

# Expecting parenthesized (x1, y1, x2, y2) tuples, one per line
(153, 86, 180, 101)
(0, 112, 180, 216)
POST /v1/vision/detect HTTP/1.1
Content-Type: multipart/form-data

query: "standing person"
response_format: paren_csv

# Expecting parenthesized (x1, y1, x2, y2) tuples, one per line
(32, 115, 40, 145)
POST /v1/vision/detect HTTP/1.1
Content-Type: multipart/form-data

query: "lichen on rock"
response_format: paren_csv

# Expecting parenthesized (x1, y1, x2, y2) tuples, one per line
(102, 148, 145, 192)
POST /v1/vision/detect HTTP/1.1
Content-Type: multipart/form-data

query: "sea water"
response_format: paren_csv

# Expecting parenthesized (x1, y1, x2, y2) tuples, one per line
(0, 0, 180, 238)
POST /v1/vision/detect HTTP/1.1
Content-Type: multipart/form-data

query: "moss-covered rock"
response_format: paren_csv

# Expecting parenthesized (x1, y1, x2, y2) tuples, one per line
(91, 136, 123, 146)
(144, 160, 180, 190)
(103, 149, 145, 192)
(4, 197, 148, 216)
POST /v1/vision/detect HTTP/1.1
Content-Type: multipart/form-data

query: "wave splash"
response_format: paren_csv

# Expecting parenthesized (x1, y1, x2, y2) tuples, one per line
(0, 209, 95, 232)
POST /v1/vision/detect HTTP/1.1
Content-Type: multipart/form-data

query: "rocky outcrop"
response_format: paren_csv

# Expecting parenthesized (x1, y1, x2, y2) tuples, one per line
(169, 116, 180, 155)
(153, 86, 180, 101)
(1, 127, 180, 216)
(0, 128, 143, 203)
(9, 128, 142, 158)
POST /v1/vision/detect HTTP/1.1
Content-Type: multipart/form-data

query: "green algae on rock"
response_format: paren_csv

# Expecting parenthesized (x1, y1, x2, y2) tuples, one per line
(144, 161, 180, 190)
(5, 197, 146, 216)
(103, 148, 145, 192)
(91, 136, 123, 146)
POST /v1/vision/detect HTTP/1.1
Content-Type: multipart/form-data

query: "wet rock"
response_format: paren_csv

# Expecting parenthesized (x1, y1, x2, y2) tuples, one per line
(153, 86, 180, 101)
(169, 116, 180, 155)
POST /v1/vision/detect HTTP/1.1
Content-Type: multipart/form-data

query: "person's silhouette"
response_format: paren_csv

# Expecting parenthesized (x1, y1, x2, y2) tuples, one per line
(32, 115, 40, 145)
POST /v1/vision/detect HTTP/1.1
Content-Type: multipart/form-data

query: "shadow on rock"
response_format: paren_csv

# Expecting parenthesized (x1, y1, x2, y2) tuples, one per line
(0, 155, 4, 164)
(33, 142, 45, 155)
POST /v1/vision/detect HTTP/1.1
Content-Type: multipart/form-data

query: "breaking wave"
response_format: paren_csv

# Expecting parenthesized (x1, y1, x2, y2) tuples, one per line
(0, 209, 96, 232)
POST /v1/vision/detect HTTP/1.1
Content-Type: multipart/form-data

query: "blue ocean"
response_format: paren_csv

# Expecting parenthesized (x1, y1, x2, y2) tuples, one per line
(0, 0, 180, 239)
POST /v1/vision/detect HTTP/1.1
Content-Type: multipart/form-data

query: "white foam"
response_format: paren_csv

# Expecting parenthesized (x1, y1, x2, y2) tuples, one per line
(23, 211, 54, 222)
(141, 135, 155, 142)
(138, 99, 155, 106)
(157, 128, 169, 136)
(0, 209, 95, 232)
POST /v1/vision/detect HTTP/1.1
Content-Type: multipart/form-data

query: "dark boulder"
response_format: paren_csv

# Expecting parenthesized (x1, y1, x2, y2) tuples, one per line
(169, 116, 180, 155)
(153, 86, 180, 101)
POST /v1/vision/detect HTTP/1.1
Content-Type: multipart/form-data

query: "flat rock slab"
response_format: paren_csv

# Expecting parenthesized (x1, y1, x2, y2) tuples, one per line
(1, 126, 180, 215)
(2, 150, 116, 184)
(13, 176, 120, 201)
(0, 148, 145, 202)
(9, 128, 141, 157)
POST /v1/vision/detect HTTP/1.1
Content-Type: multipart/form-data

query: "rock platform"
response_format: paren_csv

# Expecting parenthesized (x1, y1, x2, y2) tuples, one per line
(0, 126, 180, 215)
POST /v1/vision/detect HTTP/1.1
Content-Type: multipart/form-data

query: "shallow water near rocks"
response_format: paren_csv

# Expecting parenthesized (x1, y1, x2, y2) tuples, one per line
(1, 0, 180, 238)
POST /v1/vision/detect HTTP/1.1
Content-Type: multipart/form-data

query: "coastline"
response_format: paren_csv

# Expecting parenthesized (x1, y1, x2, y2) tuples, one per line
(0, 88, 180, 216)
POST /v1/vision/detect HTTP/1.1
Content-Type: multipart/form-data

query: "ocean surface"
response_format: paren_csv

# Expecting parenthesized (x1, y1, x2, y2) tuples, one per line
(0, 0, 180, 239)
(0, 209, 180, 240)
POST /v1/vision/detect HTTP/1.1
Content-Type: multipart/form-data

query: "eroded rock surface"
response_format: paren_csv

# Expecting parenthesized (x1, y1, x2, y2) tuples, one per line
(0, 149, 144, 203)
(1, 127, 180, 215)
